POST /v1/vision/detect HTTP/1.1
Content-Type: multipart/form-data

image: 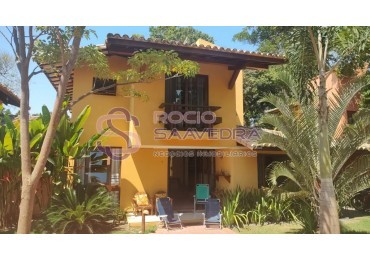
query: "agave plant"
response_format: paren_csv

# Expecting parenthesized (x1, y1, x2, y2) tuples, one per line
(258, 71, 370, 224)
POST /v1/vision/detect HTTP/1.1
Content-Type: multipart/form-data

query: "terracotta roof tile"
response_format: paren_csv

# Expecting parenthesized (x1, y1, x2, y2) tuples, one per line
(106, 33, 286, 60)
(0, 83, 20, 107)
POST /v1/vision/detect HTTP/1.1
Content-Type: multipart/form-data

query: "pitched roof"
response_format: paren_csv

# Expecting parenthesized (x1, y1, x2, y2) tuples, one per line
(0, 84, 20, 107)
(105, 34, 287, 68)
(41, 34, 287, 95)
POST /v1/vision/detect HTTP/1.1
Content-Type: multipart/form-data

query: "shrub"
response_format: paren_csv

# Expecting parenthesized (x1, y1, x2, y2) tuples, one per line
(247, 194, 295, 225)
(291, 200, 318, 234)
(34, 187, 118, 234)
(216, 187, 297, 227)
(220, 191, 248, 229)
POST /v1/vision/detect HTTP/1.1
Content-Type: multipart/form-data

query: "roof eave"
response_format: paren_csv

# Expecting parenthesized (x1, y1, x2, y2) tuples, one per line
(105, 34, 287, 69)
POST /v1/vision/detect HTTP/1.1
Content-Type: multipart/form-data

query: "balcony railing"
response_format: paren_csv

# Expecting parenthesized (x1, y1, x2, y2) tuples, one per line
(158, 103, 222, 131)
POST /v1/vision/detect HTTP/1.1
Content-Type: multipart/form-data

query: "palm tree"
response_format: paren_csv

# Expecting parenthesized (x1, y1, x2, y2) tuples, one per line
(258, 71, 370, 233)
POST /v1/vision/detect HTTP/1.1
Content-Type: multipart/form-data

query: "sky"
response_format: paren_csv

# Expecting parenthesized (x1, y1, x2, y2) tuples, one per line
(0, 26, 255, 114)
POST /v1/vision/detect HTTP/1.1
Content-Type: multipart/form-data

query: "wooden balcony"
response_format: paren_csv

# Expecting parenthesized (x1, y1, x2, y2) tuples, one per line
(158, 103, 222, 130)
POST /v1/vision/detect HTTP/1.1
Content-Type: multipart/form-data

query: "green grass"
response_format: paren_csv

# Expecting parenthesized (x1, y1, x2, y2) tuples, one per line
(238, 222, 303, 234)
(110, 224, 158, 234)
(340, 216, 370, 234)
(238, 212, 370, 234)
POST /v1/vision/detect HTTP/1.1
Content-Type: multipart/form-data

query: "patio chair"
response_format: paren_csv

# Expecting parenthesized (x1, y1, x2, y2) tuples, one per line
(132, 192, 154, 216)
(193, 184, 210, 213)
(156, 197, 183, 230)
(203, 198, 222, 229)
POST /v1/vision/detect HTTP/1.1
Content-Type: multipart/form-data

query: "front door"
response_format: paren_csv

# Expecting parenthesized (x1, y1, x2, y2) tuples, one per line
(168, 149, 215, 210)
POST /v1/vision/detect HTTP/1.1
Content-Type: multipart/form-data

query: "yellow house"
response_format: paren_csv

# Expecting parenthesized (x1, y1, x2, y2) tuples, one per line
(43, 34, 286, 210)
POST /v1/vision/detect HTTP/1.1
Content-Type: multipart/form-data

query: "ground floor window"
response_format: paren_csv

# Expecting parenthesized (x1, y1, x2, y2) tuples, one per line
(75, 147, 122, 203)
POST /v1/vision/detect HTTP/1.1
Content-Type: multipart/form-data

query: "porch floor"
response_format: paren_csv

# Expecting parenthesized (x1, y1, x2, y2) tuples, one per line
(127, 210, 205, 227)
(155, 225, 235, 234)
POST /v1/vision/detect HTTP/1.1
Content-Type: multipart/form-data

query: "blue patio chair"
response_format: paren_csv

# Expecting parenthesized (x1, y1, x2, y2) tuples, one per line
(156, 197, 183, 230)
(203, 198, 222, 229)
(193, 184, 210, 213)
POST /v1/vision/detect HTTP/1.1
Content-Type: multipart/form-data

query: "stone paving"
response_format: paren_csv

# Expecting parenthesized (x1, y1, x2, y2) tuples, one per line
(155, 225, 236, 234)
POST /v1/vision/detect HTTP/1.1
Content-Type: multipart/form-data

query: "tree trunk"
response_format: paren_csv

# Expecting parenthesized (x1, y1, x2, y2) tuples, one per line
(15, 26, 85, 233)
(318, 68, 340, 234)
(17, 180, 36, 233)
(16, 27, 34, 234)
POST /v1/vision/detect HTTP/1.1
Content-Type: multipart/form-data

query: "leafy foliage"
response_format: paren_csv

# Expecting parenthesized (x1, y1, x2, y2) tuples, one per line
(149, 26, 214, 44)
(0, 52, 20, 92)
(218, 191, 248, 229)
(235, 26, 370, 109)
(0, 103, 103, 229)
(291, 200, 318, 234)
(33, 27, 93, 66)
(259, 72, 370, 221)
(47, 103, 105, 195)
(36, 187, 117, 234)
(216, 187, 297, 228)
(115, 49, 199, 84)
(0, 106, 21, 228)
(243, 69, 282, 126)
(247, 194, 295, 226)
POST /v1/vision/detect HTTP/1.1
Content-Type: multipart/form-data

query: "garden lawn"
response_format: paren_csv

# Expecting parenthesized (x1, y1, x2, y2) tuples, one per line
(238, 214, 370, 234)
(340, 215, 370, 234)
(238, 223, 302, 234)
(110, 224, 157, 234)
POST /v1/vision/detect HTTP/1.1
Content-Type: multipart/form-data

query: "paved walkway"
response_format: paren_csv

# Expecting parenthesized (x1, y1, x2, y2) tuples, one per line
(155, 225, 236, 234)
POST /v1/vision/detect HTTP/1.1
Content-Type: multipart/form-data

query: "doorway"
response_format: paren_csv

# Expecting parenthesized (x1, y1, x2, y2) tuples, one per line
(168, 149, 215, 211)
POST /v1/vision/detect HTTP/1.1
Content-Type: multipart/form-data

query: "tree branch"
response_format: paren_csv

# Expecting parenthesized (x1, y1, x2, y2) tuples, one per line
(0, 29, 17, 57)
(33, 29, 45, 41)
(324, 42, 361, 80)
(31, 26, 85, 185)
(13, 27, 21, 59)
(63, 81, 141, 114)
(26, 26, 34, 62)
(64, 71, 185, 114)
(28, 66, 43, 80)
(55, 27, 66, 72)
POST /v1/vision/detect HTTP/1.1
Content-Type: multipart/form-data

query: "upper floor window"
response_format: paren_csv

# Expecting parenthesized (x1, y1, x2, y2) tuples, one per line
(165, 74, 208, 107)
(92, 77, 117, 96)
(164, 75, 210, 130)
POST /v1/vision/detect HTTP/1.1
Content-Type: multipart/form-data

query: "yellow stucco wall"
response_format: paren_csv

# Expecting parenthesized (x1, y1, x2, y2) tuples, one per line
(72, 55, 256, 209)
(215, 149, 258, 191)
(72, 56, 244, 148)
(120, 148, 167, 209)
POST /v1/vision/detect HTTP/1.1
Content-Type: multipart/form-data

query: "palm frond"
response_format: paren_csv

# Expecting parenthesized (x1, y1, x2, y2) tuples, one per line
(332, 109, 370, 177)
(334, 154, 370, 207)
(328, 76, 370, 138)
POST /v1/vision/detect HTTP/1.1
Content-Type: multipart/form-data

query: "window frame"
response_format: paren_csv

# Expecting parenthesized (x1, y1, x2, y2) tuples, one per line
(92, 77, 117, 96)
